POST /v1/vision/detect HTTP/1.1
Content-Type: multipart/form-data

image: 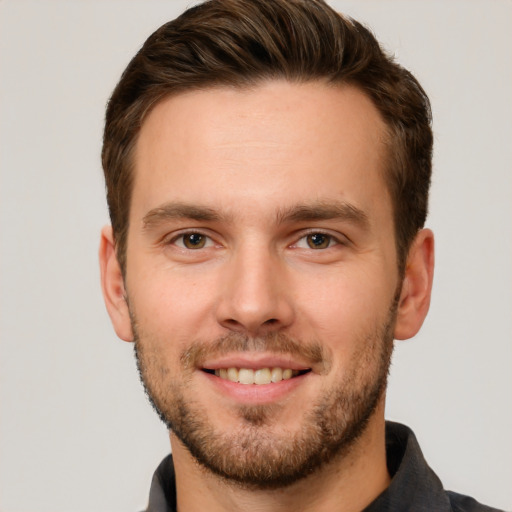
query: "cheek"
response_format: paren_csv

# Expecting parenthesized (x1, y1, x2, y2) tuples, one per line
(127, 266, 219, 341)
(292, 265, 395, 348)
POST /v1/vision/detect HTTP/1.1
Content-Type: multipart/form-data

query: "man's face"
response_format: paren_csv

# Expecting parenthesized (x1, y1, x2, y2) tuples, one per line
(121, 81, 402, 487)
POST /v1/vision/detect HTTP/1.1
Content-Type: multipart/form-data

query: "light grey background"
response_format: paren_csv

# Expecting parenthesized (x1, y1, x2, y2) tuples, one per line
(1, 1, 511, 511)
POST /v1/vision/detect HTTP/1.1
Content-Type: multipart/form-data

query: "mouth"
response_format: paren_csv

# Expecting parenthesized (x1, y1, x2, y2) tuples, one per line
(202, 367, 312, 385)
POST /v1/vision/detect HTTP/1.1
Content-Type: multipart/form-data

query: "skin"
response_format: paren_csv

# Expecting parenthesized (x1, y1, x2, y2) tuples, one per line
(100, 80, 434, 512)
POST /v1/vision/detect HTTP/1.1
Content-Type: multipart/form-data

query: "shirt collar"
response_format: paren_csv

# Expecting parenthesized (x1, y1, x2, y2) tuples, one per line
(362, 421, 452, 512)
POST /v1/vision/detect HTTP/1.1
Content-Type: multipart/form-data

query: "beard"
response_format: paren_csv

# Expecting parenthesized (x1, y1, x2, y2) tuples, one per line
(132, 303, 396, 490)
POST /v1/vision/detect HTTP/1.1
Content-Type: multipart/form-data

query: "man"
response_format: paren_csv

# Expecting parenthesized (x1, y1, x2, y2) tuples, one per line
(99, 1, 504, 511)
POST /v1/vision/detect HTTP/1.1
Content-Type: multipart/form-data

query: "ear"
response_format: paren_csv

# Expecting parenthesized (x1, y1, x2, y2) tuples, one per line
(394, 229, 435, 340)
(99, 226, 134, 342)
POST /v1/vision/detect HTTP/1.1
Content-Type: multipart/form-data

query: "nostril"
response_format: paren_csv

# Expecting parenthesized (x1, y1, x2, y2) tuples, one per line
(218, 315, 287, 336)
(224, 318, 242, 327)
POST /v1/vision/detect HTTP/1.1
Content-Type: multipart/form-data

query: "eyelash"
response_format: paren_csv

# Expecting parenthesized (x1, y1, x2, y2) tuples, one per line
(293, 230, 343, 250)
(164, 230, 346, 251)
(166, 231, 215, 250)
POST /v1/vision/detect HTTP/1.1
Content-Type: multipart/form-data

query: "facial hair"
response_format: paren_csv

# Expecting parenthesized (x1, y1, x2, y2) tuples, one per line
(132, 304, 396, 490)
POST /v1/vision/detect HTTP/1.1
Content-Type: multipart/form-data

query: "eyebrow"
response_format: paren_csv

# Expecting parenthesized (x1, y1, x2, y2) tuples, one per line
(142, 203, 223, 229)
(142, 200, 369, 230)
(276, 201, 369, 228)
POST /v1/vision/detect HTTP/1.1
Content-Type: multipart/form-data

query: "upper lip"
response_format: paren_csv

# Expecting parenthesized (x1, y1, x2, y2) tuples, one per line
(200, 353, 315, 372)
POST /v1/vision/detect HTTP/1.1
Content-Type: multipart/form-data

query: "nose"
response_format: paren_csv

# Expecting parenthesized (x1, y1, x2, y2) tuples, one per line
(215, 243, 295, 336)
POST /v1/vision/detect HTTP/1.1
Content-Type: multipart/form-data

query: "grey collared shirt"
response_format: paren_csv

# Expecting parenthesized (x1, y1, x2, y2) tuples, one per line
(143, 422, 505, 512)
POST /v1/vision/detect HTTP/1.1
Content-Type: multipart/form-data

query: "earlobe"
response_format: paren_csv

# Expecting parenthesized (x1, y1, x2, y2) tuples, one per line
(394, 229, 435, 340)
(99, 226, 134, 342)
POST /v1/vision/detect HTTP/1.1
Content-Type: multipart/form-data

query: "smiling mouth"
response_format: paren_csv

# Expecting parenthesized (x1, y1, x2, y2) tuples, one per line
(202, 367, 312, 385)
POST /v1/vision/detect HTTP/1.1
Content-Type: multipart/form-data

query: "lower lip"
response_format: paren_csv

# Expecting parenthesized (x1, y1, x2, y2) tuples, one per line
(200, 370, 310, 404)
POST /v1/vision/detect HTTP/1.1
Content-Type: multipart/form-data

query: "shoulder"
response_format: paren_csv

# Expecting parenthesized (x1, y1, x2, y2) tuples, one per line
(447, 491, 507, 512)
(379, 422, 507, 512)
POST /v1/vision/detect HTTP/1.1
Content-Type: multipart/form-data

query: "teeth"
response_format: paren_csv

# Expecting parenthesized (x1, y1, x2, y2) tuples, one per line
(213, 367, 300, 384)
(227, 367, 238, 382)
(254, 368, 271, 385)
(238, 368, 254, 385)
(271, 367, 283, 383)
(282, 368, 293, 380)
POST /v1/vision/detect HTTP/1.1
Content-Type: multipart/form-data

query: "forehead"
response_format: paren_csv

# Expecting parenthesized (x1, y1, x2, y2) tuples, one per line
(132, 80, 390, 223)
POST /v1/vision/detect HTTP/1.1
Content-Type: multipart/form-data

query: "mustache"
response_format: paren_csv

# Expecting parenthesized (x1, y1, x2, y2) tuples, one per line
(180, 331, 330, 372)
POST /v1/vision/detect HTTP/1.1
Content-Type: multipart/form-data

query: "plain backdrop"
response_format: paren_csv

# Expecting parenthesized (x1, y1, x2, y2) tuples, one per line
(1, 1, 511, 511)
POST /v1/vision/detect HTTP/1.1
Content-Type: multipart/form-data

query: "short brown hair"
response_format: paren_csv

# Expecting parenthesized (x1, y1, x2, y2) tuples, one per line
(102, 0, 432, 274)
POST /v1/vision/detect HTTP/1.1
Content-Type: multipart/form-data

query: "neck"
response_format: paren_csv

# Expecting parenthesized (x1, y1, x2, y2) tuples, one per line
(170, 403, 390, 512)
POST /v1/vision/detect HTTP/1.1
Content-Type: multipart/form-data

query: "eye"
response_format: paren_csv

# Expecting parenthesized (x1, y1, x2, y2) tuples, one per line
(295, 232, 339, 250)
(173, 232, 213, 249)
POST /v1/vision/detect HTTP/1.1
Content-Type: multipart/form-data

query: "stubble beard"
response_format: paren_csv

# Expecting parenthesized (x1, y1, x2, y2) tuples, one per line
(132, 305, 396, 490)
